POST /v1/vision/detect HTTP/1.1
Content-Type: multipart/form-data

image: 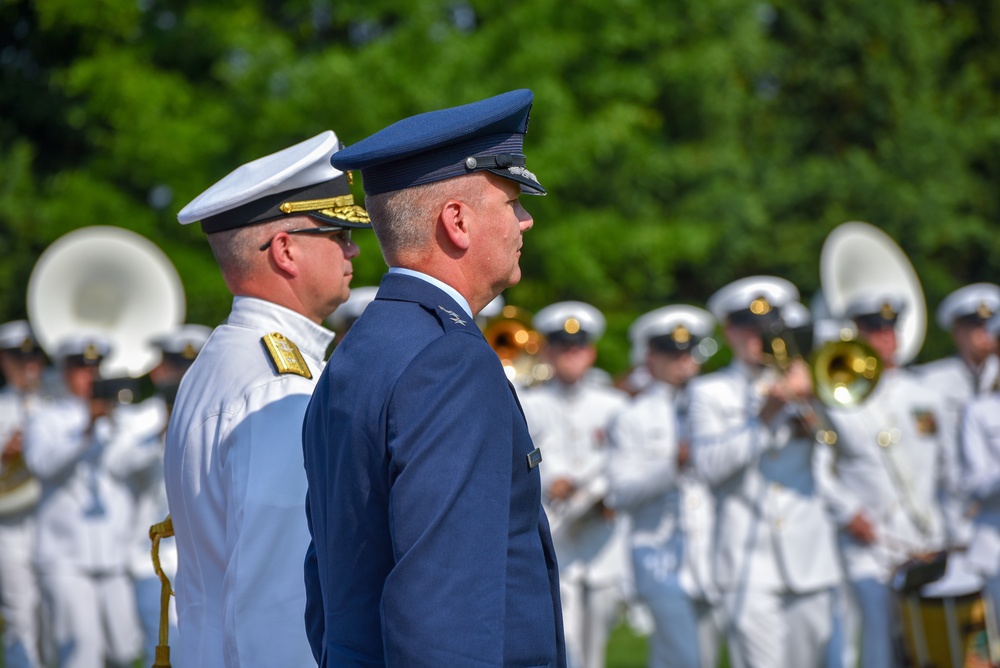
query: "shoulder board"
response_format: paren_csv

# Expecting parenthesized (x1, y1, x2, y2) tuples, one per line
(261, 332, 312, 379)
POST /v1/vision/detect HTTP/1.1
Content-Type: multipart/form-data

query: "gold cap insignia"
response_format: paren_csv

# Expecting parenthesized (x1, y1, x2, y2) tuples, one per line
(881, 302, 896, 320)
(261, 333, 312, 379)
(563, 318, 581, 335)
(672, 325, 691, 344)
(83, 343, 101, 361)
(750, 297, 771, 315)
(19, 338, 34, 354)
(181, 342, 198, 360)
(978, 302, 993, 319)
(279, 195, 370, 226)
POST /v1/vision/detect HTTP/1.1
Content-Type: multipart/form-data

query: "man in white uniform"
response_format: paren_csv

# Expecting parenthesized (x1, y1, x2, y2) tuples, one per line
(962, 312, 1000, 621)
(0, 321, 46, 668)
(918, 283, 1000, 438)
(105, 324, 211, 664)
(520, 301, 629, 668)
(689, 276, 841, 668)
(824, 294, 964, 668)
(607, 305, 720, 668)
(164, 131, 369, 667)
(23, 333, 143, 668)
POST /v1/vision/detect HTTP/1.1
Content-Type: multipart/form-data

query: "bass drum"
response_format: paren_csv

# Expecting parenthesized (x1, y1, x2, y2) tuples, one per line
(895, 551, 1000, 667)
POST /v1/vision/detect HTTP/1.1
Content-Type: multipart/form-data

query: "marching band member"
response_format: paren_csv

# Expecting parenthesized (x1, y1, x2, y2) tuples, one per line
(823, 294, 963, 668)
(105, 324, 211, 664)
(0, 321, 46, 668)
(23, 333, 143, 668)
(606, 305, 720, 668)
(165, 130, 369, 667)
(689, 276, 841, 668)
(919, 283, 1000, 438)
(521, 301, 629, 668)
(960, 312, 1000, 625)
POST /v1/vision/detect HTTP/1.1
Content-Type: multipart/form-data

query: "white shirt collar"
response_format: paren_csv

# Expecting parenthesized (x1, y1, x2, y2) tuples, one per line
(388, 267, 474, 319)
(228, 296, 335, 363)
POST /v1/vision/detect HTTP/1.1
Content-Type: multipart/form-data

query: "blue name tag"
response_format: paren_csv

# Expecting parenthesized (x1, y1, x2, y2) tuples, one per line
(526, 448, 542, 470)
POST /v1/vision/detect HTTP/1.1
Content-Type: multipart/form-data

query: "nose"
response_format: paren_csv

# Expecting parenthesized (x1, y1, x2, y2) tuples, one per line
(517, 203, 534, 232)
(342, 237, 361, 259)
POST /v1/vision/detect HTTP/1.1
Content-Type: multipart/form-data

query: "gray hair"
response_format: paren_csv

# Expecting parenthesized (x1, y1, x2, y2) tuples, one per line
(364, 176, 485, 265)
(206, 217, 311, 285)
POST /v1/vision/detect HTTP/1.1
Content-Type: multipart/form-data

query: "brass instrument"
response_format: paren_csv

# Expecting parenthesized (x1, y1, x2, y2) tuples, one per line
(483, 305, 552, 386)
(821, 221, 927, 366)
(27, 225, 186, 379)
(763, 321, 883, 445)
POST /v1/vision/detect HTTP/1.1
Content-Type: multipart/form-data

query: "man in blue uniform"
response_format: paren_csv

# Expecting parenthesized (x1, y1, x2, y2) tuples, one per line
(301, 89, 566, 667)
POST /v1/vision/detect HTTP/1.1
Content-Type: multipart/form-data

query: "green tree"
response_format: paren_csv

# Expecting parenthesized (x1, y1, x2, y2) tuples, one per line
(2, 0, 998, 373)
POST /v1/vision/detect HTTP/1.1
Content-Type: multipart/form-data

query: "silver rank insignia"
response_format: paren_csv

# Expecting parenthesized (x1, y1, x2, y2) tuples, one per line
(438, 305, 467, 326)
(527, 448, 542, 470)
(261, 332, 312, 379)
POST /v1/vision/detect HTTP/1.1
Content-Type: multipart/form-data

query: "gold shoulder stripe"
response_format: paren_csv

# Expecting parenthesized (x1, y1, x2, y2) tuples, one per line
(261, 333, 312, 379)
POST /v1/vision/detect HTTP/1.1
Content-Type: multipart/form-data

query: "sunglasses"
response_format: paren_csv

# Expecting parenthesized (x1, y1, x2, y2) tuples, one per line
(259, 226, 352, 251)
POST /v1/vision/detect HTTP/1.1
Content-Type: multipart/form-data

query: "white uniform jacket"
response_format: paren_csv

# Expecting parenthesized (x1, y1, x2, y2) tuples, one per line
(164, 297, 334, 668)
(105, 396, 172, 579)
(23, 397, 134, 573)
(918, 354, 998, 457)
(606, 381, 716, 601)
(960, 393, 1000, 578)
(521, 378, 629, 586)
(689, 362, 840, 594)
(824, 368, 962, 582)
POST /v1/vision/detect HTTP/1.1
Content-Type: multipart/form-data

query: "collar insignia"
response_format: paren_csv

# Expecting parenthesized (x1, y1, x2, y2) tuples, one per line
(438, 306, 467, 326)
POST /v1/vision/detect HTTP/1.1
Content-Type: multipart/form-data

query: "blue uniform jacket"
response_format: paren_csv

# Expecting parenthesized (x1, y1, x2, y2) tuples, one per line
(302, 273, 566, 667)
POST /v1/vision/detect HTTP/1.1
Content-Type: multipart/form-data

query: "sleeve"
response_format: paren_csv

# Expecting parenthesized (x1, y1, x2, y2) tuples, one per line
(380, 334, 513, 667)
(931, 394, 973, 548)
(815, 408, 868, 527)
(103, 407, 165, 480)
(605, 403, 678, 511)
(302, 504, 324, 664)
(224, 383, 317, 668)
(689, 382, 774, 487)
(23, 402, 94, 480)
(961, 400, 1000, 502)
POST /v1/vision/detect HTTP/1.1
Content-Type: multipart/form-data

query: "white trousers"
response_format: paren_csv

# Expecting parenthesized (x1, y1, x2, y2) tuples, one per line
(38, 568, 142, 668)
(842, 577, 897, 668)
(560, 578, 623, 668)
(0, 512, 41, 668)
(723, 587, 834, 668)
(631, 546, 720, 668)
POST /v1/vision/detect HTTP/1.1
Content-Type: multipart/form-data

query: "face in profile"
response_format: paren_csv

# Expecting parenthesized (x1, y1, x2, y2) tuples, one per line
(472, 173, 534, 297)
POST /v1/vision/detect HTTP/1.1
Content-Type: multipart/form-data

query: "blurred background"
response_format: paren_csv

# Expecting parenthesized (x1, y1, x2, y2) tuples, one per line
(2, 0, 999, 378)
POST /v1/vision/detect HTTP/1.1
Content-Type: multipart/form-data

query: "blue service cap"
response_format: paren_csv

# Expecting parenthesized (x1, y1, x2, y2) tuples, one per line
(331, 89, 545, 196)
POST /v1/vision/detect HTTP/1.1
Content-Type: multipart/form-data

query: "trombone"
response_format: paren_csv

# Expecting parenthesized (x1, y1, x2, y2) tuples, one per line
(762, 320, 882, 445)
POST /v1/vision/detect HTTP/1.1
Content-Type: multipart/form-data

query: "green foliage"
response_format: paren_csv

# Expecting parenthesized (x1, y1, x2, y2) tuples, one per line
(2, 0, 998, 372)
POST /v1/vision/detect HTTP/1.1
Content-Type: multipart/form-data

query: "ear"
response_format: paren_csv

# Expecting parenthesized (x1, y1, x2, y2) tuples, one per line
(440, 198, 471, 251)
(265, 232, 301, 278)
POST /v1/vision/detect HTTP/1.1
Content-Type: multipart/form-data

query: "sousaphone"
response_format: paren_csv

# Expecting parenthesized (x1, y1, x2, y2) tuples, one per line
(1, 227, 184, 513)
(821, 221, 927, 366)
(27, 225, 186, 378)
